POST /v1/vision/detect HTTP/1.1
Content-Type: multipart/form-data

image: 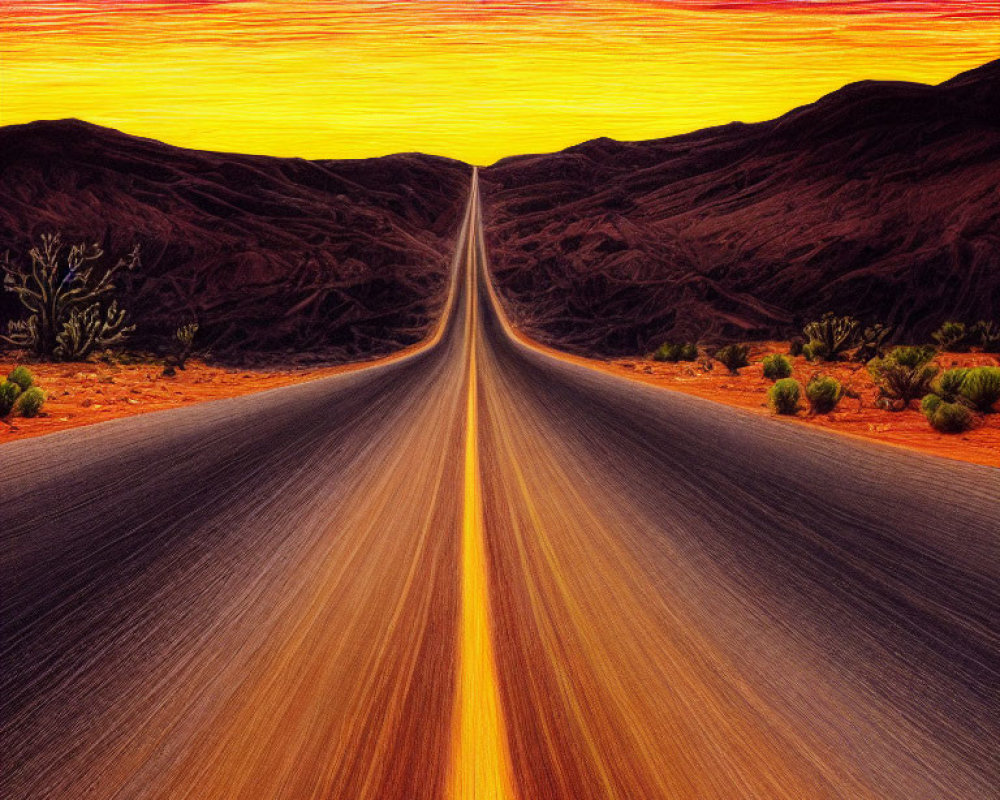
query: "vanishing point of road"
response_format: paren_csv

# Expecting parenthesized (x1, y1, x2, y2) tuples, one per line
(2, 173, 998, 799)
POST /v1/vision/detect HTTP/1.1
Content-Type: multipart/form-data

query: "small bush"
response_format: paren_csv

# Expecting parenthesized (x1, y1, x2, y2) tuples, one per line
(974, 320, 1000, 353)
(960, 366, 1000, 412)
(923, 398, 973, 433)
(893, 345, 937, 368)
(8, 365, 34, 392)
(802, 340, 829, 362)
(761, 354, 792, 380)
(653, 342, 697, 362)
(653, 342, 682, 362)
(769, 378, 801, 415)
(934, 368, 970, 403)
(0, 381, 21, 416)
(868, 346, 938, 409)
(16, 386, 46, 417)
(680, 343, 699, 361)
(921, 393, 943, 417)
(806, 374, 842, 413)
(789, 338, 804, 357)
(714, 344, 750, 374)
(931, 321, 970, 352)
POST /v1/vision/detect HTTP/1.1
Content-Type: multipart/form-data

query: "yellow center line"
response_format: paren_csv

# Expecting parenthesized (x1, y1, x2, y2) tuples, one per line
(448, 171, 518, 800)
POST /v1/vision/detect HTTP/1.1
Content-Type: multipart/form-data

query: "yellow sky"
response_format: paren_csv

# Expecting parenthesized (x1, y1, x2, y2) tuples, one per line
(1, 2, 998, 164)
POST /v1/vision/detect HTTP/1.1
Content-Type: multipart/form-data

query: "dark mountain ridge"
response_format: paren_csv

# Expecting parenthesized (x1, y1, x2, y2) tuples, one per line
(0, 119, 470, 362)
(3, 58, 998, 362)
(480, 59, 1000, 354)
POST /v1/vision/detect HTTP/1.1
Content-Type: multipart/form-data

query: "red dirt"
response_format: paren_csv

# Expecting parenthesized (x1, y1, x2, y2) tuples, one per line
(0, 348, 419, 444)
(530, 340, 1000, 469)
(4, 342, 997, 468)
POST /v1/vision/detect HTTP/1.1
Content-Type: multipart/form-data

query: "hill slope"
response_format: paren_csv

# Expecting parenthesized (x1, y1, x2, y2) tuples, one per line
(480, 59, 1000, 355)
(0, 121, 469, 361)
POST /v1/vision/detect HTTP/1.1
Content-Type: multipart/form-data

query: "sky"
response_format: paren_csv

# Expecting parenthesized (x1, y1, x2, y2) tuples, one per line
(1, 1, 998, 165)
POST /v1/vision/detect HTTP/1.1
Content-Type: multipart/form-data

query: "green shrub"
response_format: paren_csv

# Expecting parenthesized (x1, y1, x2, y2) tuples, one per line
(789, 338, 804, 357)
(769, 378, 801, 415)
(974, 320, 1000, 353)
(921, 393, 943, 416)
(0, 381, 21, 416)
(680, 343, 699, 361)
(713, 344, 751, 374)
(959, 366, 1000, 412)
(923, 399, 973, 433)
(652, 342, 682, 362)
(934, 368, 970, 403)
(761, 354, 792, 380)
(16, 386, 45, 417)
(802, 340, 829, 362)
(931, 321, 970, 352)
(802, 312, 860, 361)
(653, 342, 697, 362)
(868, 346, 938, 409)
(8, 365, 34, 391)
(893, 345, 938, 368)
(806, 374, 842, 413)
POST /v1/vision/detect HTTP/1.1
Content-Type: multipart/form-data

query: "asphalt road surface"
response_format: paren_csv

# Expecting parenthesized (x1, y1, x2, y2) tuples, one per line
(2, 173, 998, 799)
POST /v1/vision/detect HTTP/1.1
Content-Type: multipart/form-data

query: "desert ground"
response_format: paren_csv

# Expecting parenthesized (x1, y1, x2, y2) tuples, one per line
(4, 343, 998, 468)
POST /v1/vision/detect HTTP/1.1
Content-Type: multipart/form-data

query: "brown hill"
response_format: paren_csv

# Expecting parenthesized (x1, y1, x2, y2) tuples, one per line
(480, 59, 1000, 355)
(0, 120, 469, 362)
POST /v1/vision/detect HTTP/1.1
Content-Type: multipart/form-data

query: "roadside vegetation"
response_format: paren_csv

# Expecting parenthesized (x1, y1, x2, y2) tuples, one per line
(646, 314, 999, 439)
(0, 234, 209, 430)
(768, 378, 801, 415)
(0, 366, 46, 419)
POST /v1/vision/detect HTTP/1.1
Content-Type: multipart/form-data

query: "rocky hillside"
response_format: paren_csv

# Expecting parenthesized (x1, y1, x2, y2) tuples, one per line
(0, 120, 469, 362)
(480, 59, 1000, 355)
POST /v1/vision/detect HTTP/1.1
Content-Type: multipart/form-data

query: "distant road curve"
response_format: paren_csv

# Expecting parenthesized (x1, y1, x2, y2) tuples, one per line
(2, 171, 997, 799)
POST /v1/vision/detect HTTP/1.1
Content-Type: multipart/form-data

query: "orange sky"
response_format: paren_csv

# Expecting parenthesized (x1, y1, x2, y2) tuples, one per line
(1, 1, 998, 164)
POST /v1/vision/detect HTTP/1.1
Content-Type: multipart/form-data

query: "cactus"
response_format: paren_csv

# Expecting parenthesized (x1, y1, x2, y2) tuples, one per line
(2, 233, 139, 358)
(174, 322, 199, 369)
(802, 312, 860, 361)
(53, 301, 135, 360)
(931, 321, 970, 352)
(972, 320, 1000, 353)
(713, 344, 750, 374)
(854, 322, 893, 362)
(768, 378, 801, 415)
(868, 346, 938, 409)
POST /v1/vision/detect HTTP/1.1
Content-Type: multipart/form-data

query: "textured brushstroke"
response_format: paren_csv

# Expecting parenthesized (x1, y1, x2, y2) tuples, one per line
(2, 2, 999, 163)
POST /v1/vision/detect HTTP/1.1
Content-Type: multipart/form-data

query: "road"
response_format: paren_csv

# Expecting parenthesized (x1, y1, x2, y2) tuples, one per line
(2, 172, 998, 799)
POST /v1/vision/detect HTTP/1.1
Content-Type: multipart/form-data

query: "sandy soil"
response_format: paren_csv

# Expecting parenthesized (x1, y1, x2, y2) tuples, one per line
(0, 350, 416, 444)
(567, 343, 1000, 469)
(4, 343, 998, 468)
